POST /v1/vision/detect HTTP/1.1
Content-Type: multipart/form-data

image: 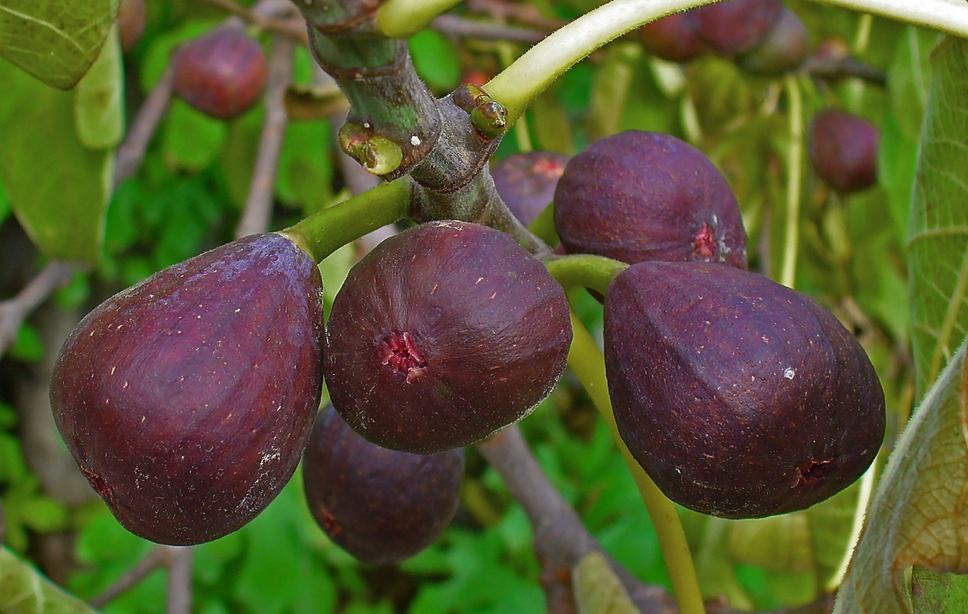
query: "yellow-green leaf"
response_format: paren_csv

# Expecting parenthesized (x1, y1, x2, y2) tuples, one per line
(834, 339, 968, 613)
(573, 551, 640, 614)
(73, 23, 123, 148)
(0, 546, 99, 613)
(0, 0, 116, 90)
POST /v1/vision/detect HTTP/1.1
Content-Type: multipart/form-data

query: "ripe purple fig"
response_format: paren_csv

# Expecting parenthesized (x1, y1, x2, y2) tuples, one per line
(808, 109, 879, 195)
(491, 151, 570, 227)
(693, 0, 783, 55)
(303, 406, 464, 565)
(117, 0, 146, 53)
(324, 221, 572, 454)
(173, 28, 268, 120)
(554, 131, 747, 269)
(737, 7, 810, 76)
(50, 233, 325, 545)
(640, 12, 710, 63)
(604, 262, 885, 519)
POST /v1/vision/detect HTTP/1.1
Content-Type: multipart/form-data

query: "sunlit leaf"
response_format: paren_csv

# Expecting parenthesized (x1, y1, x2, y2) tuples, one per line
(908, 36, 968, 398)
(0, 0, 114, 89)
(911, 566, 968, 613)
(74, 23, 123, 149)
(0, 59, 112, 265)
(573, 551, 639, 614)
(0, 546, 99, 613)
(834, 339, 968, 613)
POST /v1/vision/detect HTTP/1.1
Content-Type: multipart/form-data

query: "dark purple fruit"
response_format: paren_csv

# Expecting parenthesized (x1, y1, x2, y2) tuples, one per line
(554, 131, 747, 269)
(173, 28, 268, 120)
(604, 262, 885, 519)
(693, 0, 783, 55)
(808, 109, 879, 195)
(640, 12, 710, 63)
(737, 7, 810, 76)
(303, 405, 464, 565)
(325, 221, 572, 454)
(50, 233, 325, 545)
(117, 0, 146, 53)
(491, 151, 570, 227)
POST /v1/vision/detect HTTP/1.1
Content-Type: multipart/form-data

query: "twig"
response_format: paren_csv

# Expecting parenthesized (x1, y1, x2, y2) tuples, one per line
(89, 547, 167, 608)
(465, 0, 565, 31)
(0, 261, 73, 358)
(235, 33, 295, 238)
(164, 546, 194, 614)
(801, 55, 887, 87)
(115, 63, 176, 187)
(197, 0, 308, 43)
(431, 14, 546, 43)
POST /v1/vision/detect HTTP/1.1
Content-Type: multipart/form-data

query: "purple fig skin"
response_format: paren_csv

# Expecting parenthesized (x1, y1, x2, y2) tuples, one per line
(640, 12, 710, 63)
(491, 151, 570, 227)
(50, 233, 324, 545)
(303, 406, 464, 565)
(554, 131, 747, 269)
(693, 0, 783, 55)
(604, 262, 885, 519)
(324, 221, 572, 454)
(808, 109, 879, 195)
(737, 7, 811, 76)
(173, 28, 268, 120)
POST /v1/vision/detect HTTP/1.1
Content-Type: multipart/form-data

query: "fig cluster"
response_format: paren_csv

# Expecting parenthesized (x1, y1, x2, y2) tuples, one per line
(641, 0, 810, 75)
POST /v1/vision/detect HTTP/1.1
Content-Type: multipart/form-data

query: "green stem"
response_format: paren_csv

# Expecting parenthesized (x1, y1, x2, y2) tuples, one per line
(376, 0, 464, 38)
(544, 254, 628, 294)
(566, 310, 706, 614)
(282, 178, 412, 263)
(779, 75, 803, 289)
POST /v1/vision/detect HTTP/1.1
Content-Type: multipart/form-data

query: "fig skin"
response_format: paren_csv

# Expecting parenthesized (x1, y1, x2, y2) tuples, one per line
(693, 0, 783, 55)
(554, 131, 747, 269)
(604, 262, 885, 519)
(737, 7, 811, 76)
(324, 221, 572, 454)
(117, 0, 146, 53)
(173, 28, 268, 120)
(50, 233, 325, 545)
(808, 109, 879, 195)
(640, 12, 710, 63)
(302, 406, 464, 566)
(491, 151, 570, 227)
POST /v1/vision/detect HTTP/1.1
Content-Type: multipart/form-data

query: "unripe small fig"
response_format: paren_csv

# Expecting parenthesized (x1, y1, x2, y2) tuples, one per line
(50, 233, 325, 545)
(808, 109, 879, 195)
(604, 262, 885, 519)
(737, 7, 810, 76)
(554, 130, 747, 269)
(325, 221, 572, 454)
(303, 406, 464, 565)
(173, 28, 268, 120)
(491, 151, 570, 227)
(117, 0, 146, 53)
(640, 12, 710, 63)
(693, 0, 784, 55)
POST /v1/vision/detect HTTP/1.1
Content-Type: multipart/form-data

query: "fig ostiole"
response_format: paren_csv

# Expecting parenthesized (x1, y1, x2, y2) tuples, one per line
(50, 233, 325, 545)
(324, 220, 573, 454)
(604, 261, 885, 519)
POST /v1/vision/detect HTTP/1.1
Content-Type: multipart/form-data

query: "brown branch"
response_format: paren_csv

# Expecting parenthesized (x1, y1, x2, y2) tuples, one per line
(89, 547, 167, 609)
(465, 0, 566, 31)
(235, 33, 295, 238)
(801, 55, 887, 87)
(115, 63, 175, 187)
(164, 546, 194, 614)
(196, 0, 308, 43)
(431, 14, 546, 44)
(0, 261, 73, 358)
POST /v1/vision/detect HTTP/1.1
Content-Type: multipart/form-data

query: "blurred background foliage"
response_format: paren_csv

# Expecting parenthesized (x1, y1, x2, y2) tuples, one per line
(0, 0, 931, 611)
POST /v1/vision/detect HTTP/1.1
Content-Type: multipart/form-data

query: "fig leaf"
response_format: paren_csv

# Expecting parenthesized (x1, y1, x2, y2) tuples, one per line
(573, 551, 639, 614)
(0, 546, 99, 613)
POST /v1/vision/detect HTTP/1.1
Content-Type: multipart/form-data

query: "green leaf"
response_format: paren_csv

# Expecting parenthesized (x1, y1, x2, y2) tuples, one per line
(73, 23, 123, 149)
(585, 42, 639, 142)
(573, 551, 639, 614)
(277, 119, 334, 216)
(0, 58, 112, 265)
(408, 29, 460, 93)
(911, 566, 968, 613)
(0, 0, 115, 89)
(833, 338, 968, 613)
(908, 36, 968, 398)
(7, 322, 43, 362)
(0, 546, 99, 613)
(162, 99, 228, 171)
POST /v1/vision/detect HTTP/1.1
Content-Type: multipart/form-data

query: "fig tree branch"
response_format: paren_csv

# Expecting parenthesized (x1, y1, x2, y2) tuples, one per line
(89, 546, 166, 608)
(165, 546, 194, 614)
(0, 261, 73, 359)
(114, 63, 175, 187)
(431, 14, 546, 44)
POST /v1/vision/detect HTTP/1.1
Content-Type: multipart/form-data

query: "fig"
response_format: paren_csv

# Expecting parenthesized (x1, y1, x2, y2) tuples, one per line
(604, 261, 885, 519)
(50, 233, 325, 545)
(117, 0, 146, 53)
(737, 7, 810, 76)
(553, 130, 747, 269)
(640, 12, 710, 63)
(693, 0, 783, 55)
(324, 221, 572, 454)
(808, 109, 879, 195)
(491, 151, 570, 227)
(303, 405, 464, 565)
(173, 28, 268, 120)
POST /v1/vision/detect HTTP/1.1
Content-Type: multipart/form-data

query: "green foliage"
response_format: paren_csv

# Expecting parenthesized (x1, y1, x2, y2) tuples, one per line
(0, 547, 98, 614)
(911, 567, 968, 613)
